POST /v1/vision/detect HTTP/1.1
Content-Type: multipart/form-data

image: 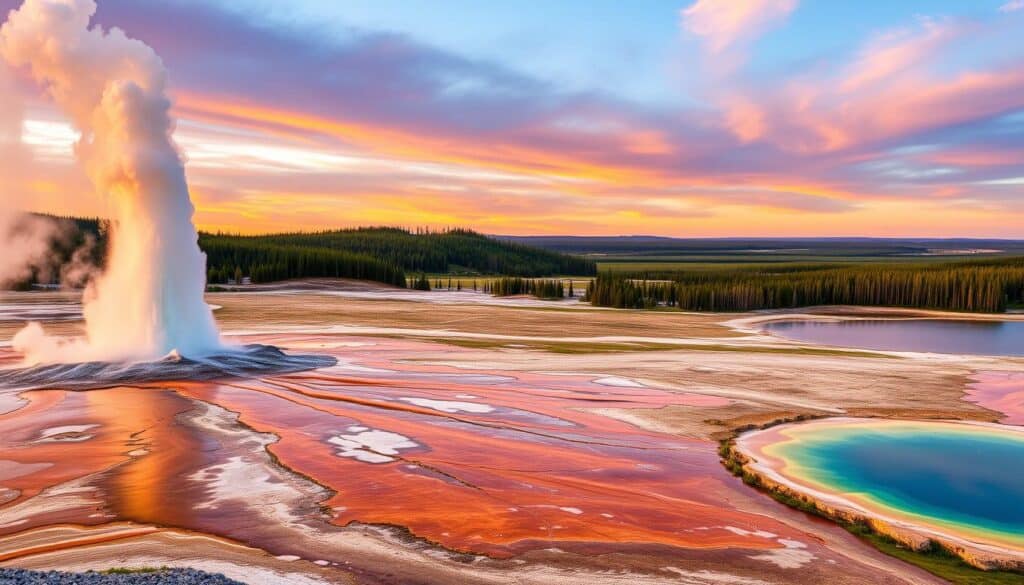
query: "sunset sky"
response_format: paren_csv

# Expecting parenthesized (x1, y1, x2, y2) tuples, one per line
(3, 0, 1024, 237)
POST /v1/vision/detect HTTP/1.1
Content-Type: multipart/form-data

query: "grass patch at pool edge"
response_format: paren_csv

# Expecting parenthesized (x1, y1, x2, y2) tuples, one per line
(719, 433, 1024, 585)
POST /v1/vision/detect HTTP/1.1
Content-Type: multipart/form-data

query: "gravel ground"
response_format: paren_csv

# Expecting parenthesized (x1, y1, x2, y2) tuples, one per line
(0, 569, 247, 585)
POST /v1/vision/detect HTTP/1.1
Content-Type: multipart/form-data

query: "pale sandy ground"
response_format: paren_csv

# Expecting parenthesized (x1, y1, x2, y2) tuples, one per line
(3, 280, 1022, 584)
(208, 284, 1022, 440)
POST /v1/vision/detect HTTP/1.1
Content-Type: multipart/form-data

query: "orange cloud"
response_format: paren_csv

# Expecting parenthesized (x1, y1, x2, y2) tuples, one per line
(9, 1, 1024, 239)
(175, 93, 681, 188)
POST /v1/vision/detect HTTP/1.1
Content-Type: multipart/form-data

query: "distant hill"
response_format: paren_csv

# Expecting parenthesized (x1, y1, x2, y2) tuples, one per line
(200, 233, 409, 287)
(11, 219, 595, 289)
(496, 235, 1024, 259)
(203, 228, 596, 280)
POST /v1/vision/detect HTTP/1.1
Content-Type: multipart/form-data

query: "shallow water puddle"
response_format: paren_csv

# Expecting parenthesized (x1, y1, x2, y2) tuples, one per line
(966, 372, 1024, 425)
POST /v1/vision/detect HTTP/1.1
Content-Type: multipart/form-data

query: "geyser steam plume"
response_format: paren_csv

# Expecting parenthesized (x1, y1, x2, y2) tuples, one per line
(0, 64, 60, 288)
(1, 0, 222, 363)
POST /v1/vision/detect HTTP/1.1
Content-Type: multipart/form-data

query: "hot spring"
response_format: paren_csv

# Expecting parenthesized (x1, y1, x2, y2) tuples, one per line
(738, 419, 1024, 559)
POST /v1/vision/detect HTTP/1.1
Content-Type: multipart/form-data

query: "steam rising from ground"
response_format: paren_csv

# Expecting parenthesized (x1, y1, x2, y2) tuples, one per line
(0, 211, 61, 287)
(0, 64, 60, 288)
(2, 0, 223, 364)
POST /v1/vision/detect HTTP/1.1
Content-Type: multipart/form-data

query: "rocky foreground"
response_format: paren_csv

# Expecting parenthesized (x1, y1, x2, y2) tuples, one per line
(0, 569, 245, 585)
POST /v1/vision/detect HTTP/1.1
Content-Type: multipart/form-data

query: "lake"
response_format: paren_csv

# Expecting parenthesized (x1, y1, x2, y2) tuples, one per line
(764, 318, 1024, 356)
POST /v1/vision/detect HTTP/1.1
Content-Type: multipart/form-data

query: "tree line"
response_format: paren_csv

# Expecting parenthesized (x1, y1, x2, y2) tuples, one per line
(201, 236, 408, 287)
(412, 276, 578, 300)
(14, 218, 596, 289)
(490, 277, 568, 299)
(239, 227, 596, 277)
(585, 258, 1024, 313)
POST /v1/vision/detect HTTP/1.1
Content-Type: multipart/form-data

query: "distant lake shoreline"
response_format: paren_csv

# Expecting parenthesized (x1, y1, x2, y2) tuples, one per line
(764, 318, 1024, 356)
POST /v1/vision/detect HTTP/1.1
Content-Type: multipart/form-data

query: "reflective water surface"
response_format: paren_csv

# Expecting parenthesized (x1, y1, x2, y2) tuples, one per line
(765, 319, 1024, 356)
(751, 419, 1024, 551)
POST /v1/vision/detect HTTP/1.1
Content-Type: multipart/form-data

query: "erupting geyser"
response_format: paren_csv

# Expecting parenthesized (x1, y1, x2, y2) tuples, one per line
(1, 0, 222, 363)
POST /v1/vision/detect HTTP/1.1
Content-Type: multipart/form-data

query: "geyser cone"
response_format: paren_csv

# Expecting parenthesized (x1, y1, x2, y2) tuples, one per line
(0, 344, 338, 391)
(1, 0, 221, 363)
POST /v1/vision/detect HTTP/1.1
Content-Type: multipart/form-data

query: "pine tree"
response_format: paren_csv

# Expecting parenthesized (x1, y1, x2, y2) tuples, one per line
(583, 260, 1024, 313)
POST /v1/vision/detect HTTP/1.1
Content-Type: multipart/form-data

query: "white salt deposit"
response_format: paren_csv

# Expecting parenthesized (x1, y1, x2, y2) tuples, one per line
(329, 429, 419, 464)
(593, 377, 645, 388)
(399, 397, 495, 414)
(37, 424, 98, 441)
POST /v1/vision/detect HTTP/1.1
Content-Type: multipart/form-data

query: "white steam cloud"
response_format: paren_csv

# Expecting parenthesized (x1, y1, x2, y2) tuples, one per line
(2, 0, 223, 364)
(0, 63, 61, 288)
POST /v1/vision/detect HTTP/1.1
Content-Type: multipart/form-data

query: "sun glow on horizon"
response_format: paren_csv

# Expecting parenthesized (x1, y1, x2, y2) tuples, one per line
(4, 0, 1024, 238)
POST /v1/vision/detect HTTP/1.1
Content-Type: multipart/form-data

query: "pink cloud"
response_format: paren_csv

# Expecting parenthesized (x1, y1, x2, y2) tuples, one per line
(924, 148, 1024, 168)
(724, 17, 1024, 154)
(682, 0, 797, 54)
(5, 0, 1024, 236)
(1000, 1, 1024, 13)
(724, 96, 767, 143)
(840, 18, 962, 93)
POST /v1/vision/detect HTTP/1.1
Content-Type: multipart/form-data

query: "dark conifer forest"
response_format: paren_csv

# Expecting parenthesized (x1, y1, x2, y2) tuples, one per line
(220, 228, 596, 277)
(584, 259, 1024, 313)
(488, 277, 567, 299)
(13, 218, 594, 289)
(15, 217, 1024, 314)
(200, 228, 594, 286)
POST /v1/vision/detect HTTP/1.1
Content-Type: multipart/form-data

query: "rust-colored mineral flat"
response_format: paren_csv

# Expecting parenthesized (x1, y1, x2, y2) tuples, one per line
(0, 334, 798, 560)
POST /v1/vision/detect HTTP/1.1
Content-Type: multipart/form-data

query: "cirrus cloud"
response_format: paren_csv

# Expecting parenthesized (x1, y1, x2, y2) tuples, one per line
(1000, 1, 1024, 13)
(681, 0, 798, 54)
(1, 0, 1023, 237)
